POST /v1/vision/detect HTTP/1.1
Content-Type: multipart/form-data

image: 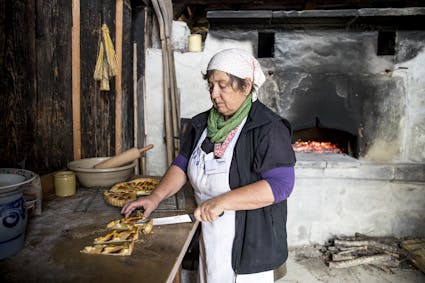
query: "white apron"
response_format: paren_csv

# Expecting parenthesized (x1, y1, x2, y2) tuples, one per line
(187, 120, 273, 283)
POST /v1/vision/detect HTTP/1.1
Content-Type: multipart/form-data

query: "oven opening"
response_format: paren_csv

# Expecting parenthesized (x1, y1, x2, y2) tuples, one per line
(292, 127, 358, 158)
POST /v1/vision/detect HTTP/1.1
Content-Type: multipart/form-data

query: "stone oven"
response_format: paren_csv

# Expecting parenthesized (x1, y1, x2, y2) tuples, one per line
(260, 30, 408, 160)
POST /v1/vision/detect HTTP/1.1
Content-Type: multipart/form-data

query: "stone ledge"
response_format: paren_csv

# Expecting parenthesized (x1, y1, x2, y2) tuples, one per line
(295, 153, 425, 182)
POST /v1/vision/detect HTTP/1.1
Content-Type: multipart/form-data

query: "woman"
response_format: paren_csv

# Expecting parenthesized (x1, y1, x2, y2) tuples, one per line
(122, 48, 296, 282)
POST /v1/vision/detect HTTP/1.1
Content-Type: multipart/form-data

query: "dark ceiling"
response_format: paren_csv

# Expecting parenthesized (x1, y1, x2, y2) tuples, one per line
(171, 1, 425, 30)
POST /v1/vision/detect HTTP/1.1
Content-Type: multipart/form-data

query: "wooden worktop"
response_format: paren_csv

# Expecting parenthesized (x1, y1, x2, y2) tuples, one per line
(0, 183, 198, 283)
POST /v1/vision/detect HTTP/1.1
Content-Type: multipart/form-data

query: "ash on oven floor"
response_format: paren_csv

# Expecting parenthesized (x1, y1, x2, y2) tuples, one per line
(74, 187, 186, 213)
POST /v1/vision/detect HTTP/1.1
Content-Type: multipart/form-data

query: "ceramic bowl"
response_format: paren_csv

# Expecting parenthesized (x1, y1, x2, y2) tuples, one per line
(67, 157, 136, 188)
(0, 169, 37, 197)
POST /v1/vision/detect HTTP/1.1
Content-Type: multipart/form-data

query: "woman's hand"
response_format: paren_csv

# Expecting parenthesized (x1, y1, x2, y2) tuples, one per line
(120, 165, 187, 218)
(194, 196, 225, 222)
(121, 194, 160, 218)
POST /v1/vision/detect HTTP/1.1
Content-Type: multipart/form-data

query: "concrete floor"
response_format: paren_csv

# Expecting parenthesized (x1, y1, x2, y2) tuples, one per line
(181, 246, 425, 283)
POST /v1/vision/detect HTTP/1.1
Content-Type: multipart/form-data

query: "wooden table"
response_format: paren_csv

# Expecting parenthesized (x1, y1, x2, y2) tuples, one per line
(0, 183, 198, 283)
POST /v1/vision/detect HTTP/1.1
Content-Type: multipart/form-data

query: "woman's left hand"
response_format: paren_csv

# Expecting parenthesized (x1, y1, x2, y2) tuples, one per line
(194, 197, 225, 222)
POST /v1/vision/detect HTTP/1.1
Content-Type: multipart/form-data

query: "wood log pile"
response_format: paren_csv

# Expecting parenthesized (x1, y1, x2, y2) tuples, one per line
(321, 233, 411, 273)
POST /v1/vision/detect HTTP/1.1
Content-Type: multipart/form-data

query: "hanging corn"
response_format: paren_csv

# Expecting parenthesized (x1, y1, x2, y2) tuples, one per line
(93, 24, 118, 91)
(93, 43, 104, 81)
(101, 53, 110, 91)
(102, 24, 118, 76)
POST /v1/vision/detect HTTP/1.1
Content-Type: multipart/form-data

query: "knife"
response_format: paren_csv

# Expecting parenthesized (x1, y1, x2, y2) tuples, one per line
(136, 212, 223, 226)
(136, 213, 195, 226)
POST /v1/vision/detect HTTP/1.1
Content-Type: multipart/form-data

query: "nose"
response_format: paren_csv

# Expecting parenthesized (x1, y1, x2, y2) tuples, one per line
(210, 84, 220, 99)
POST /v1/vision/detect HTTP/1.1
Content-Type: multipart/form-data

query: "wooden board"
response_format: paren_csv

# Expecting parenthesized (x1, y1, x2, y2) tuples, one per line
(0, 181, 197, 283)
(401, 239, 425, 273)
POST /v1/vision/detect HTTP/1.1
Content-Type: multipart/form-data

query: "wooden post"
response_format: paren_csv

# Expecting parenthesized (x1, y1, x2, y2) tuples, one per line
(72, 0, 81, 160)
(115, 0, 123, 155)
(133, 43, 140, 175)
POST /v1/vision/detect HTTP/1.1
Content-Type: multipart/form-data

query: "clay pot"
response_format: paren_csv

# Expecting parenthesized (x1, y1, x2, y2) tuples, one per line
(0, 168, 36, 260)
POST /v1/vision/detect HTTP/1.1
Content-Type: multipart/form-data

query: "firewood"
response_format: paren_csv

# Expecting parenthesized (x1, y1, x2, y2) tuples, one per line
(327, 246, 339, 252)
(354, 233, 399, 243)
(401, 239, 425, 273)
(337, 233, 399, 245)
(322, 234, 412, 272)
(334, 239, 370, 246)
(334, 240, 407, 256)
(337, 246, 368, 255)
(328, 254, 395, 268)
(332, 253, 357, 261)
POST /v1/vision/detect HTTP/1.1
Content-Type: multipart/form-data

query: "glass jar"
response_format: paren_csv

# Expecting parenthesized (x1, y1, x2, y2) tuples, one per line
(54, 171, 76, 197)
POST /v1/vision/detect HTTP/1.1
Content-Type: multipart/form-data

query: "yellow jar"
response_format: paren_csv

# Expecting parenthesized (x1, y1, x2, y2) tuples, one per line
(54, 171, 76, 197)
(188, 34, 202, 52)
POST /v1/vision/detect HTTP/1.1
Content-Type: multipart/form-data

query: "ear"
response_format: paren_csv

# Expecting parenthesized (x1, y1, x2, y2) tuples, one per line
(244, 78, 253, 96)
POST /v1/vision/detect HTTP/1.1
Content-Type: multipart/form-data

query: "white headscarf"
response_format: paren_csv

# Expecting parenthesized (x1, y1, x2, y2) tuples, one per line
(206, 48, 266, 101)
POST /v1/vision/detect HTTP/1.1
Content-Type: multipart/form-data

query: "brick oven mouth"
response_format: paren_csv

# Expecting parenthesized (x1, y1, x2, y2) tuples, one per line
(292, 126, 358, 158)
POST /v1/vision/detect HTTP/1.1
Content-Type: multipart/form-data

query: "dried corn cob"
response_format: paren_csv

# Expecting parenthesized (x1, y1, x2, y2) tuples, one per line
(101, 24, 117, 77)
(93, 43, 104, 81)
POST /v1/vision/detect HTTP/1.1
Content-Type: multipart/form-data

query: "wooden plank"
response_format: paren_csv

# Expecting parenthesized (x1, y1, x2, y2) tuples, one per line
(72, 0, 81, 160)
(133, 43, 140, 175)
(115, 0, 123, 155)
(121, 1, 134, 153)
(80, 0, 115, 159)
(0, 0, 75, 174)
(401, 239, 425, 273)
(172, 258, 182, 283)
(33, 0, 73, 174)
(0, 0, 36, 169)
(167, 220, 198, 283)
(132, 4, 148, 174)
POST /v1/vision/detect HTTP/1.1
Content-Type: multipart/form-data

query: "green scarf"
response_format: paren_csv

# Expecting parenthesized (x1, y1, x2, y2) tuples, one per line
(207, 94, 252, 143)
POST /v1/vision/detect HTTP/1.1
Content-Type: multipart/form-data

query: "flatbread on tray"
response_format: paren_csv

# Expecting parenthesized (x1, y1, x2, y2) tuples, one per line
(80, 211, 154, 257)
(93, 230, 139, 244)
(103, 177, 160, 207)
(106, 213, 153, 235)
(81, 242, 134, 256)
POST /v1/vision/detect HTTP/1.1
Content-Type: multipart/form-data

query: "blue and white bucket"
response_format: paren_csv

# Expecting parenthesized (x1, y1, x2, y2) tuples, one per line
(0, 169, 36, 260)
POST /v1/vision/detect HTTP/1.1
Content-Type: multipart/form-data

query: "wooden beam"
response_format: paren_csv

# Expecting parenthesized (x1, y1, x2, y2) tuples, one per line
(173, 0, 191, 19)
(115, 0, 123, 155)
(72, 0, 81, 160)
(133, 42, 139, 175)
(304, 0, 317, 10)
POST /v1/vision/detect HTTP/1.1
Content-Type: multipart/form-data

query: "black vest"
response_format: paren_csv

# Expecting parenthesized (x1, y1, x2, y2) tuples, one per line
(188, 101, 290, 274)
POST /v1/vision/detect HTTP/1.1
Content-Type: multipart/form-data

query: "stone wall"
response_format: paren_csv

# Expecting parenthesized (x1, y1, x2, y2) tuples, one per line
(289, 153, 425, 245)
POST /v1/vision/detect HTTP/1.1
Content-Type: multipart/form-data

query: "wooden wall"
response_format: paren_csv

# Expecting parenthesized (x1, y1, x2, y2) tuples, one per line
(0, 0, 39, 170)
(0, 0, 145, 175)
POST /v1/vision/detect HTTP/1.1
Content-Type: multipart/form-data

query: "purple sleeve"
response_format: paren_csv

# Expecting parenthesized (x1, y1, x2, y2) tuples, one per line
(171, 154, 188, 173)
(261, 166, 295, 203)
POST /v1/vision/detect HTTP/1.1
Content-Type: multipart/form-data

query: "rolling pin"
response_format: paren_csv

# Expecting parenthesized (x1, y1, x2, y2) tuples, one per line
(94, 144, 154, 169)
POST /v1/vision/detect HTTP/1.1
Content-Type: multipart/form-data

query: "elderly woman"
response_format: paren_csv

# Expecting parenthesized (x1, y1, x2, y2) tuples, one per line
(122, 48, 296, 282)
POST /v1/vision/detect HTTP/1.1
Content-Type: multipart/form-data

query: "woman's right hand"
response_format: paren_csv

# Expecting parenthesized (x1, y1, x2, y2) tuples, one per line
(121, 194, 160, 218)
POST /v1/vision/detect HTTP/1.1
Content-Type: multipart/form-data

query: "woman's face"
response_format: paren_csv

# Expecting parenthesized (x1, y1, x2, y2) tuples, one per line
(207, 70, 252, 120)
